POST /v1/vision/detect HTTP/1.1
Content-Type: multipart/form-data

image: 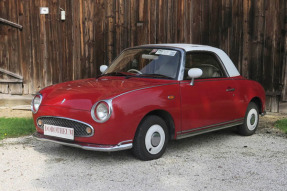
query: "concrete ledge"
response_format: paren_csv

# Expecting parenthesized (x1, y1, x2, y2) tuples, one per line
(0, 94, 33, 107)
(12, 105, 31, 110)
(0, 94, 33, 100)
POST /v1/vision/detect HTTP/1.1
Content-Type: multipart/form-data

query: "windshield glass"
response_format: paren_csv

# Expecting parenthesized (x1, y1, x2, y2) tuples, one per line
(104, 48, 181, 79)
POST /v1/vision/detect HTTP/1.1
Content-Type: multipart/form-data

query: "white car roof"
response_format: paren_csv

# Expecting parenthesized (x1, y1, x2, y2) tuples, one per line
(138, 44, 240, 77)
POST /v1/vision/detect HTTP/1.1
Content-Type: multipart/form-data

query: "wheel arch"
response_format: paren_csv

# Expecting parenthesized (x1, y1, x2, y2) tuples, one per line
(250, 97, 263, 114)
(136, 109, 176, 140)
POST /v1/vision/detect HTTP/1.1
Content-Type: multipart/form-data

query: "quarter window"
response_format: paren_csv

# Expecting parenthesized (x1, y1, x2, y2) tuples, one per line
(184, 52, 226, 79)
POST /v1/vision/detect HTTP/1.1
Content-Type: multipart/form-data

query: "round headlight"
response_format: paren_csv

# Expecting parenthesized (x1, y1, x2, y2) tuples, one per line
(91, 100, 112, 123)
(96, 102, 108, 120)
(31, 94, 42, 114)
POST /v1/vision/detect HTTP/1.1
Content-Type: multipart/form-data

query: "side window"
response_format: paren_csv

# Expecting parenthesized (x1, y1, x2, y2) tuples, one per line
(184, 52, 226, 80)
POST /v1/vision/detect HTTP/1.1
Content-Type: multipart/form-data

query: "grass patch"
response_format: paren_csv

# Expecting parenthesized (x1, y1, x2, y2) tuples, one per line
(275, 118, 287, 134)
(0, 117, 35, 140)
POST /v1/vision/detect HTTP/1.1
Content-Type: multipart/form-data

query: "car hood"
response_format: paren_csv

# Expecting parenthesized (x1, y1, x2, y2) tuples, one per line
(40, 77, 173, 111)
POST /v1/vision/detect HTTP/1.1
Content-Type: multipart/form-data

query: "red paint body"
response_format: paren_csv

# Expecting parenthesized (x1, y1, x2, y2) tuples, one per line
(32, 75, 265, 145)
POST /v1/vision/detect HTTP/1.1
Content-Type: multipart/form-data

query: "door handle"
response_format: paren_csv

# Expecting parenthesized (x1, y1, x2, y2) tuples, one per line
(226, 88, 235, 92)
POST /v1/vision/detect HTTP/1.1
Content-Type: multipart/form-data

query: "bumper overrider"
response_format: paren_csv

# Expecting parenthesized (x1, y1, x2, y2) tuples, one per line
(33, 132, 133, 152)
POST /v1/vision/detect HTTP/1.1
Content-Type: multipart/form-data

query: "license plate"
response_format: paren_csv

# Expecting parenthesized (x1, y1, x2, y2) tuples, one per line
(44, 124, 74, 140)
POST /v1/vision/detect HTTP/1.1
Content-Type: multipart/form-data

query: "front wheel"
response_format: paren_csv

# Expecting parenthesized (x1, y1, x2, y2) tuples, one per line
(238, 102, 259, 136)
(133, 115, 168, 161)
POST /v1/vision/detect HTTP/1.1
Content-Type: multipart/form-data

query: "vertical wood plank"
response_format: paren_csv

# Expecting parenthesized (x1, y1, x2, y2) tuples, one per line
(220, 0, 231, 55)
(58, 0, 66, 83)
(94, 0, 105, 75)
(82, 0, 95, 78)
(49, 0, 61, 85)
(8, 0, 22, 95)
(282, 0, 287, 101)
(166, 0, 173, 42)
(39, 0, 48, 91)
(272, 1, 284, 98)
(201, 1, 210, 45)
(106, 0, 114, 65)
(115, 0, 120, 55)
(149, 0, 156, 44)
(124, 0, 130, 49)
(191, 0, 201, 43)
(242, 0, 251, 77)
(18, 0, 31, 94)
(230, 0, 243, 70)
(72, 0, 81, 80)
(0, 0, 10, 94)
(64, 0, 73, 82)
(130, 0, 137, 47)
(264, 0, 277, 92)
(212, 0, 222, 47)
(157, 0, 165, 43)
(137, 0, 148, 45)
(248, 0, 265, 83)
(177, 0, 184, 42)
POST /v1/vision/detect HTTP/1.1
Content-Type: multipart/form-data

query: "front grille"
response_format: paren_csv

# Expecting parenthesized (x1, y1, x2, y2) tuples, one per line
(37, 116, 94, 137)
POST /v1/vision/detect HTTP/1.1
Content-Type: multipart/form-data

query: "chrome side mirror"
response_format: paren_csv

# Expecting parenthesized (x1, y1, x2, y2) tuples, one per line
(100, 65, 108, 74)
(188, 68, 203, 86)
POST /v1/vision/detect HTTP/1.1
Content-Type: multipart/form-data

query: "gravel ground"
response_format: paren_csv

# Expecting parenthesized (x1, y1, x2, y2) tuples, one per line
(0, 113, 287, 191)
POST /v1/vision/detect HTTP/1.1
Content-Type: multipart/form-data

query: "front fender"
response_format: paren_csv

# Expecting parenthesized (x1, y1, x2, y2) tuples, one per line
(110, 83, 181, 141)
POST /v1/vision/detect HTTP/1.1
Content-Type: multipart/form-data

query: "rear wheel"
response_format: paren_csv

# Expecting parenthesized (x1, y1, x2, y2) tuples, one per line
(133, 115, 168, 161)
(238, 102, 259, 136)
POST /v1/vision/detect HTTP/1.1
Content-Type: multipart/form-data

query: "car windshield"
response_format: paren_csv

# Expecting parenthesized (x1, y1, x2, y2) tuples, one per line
(104, 48, 181, 79)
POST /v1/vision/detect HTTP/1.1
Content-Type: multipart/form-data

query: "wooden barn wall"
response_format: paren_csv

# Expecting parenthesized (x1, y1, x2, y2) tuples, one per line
(0, 0, 286, 111)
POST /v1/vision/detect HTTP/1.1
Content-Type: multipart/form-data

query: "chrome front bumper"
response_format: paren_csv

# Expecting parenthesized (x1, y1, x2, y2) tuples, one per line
(33, 132, 133, 152)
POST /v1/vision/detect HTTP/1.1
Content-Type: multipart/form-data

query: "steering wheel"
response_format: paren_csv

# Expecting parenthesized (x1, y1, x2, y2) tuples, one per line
(127, 69, 142, 74)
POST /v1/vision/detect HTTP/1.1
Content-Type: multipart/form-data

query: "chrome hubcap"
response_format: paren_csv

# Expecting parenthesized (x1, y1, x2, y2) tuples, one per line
(250, 114, 256, 125)
(145, 124, 165, 155)
(151, 132, 161, 147)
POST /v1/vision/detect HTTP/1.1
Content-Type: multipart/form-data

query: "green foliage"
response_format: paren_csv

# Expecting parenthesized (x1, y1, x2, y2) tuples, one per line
(275, 118, 287, 134)
(0, 118, 35, 140)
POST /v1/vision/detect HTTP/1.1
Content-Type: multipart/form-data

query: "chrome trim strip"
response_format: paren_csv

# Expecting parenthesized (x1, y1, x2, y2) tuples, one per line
(179, 78, 234, 84)
(36, 116, 95, 137)
(118, 139, 133, 145)
(111, 83, 178, 100)
(176, 119, 244, 140)
(177, 48, 186, 81)
(33, 133, 133, 152)
(179, 118, 244, 134)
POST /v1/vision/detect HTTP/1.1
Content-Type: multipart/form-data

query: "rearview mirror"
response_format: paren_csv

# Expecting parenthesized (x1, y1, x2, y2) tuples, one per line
(142, 54, 159, 60)
(188, 68, 203, 86)
(100, 65, 108, 74)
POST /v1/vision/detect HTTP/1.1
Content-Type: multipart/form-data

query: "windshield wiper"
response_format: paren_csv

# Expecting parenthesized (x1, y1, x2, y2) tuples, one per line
(98, 72, 133, 79)
(103, 72, 128, 76)
(139, 74, 173, 79)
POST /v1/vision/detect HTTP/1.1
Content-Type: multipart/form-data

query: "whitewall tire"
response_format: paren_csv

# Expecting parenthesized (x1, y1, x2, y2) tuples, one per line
(133, 115, 169, 161)
(238, 102, 259, 136)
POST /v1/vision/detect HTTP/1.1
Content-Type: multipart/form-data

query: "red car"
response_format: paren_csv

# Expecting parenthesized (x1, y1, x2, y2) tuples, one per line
(32, 44, 266, 160)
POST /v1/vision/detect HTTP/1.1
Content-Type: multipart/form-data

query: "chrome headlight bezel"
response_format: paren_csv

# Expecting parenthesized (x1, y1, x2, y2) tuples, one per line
(31, 94, 43, 114)
(91, 100, 113, 123)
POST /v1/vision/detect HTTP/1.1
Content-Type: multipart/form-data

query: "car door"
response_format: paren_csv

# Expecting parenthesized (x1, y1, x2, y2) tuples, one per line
(180, 51, 241, 134)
